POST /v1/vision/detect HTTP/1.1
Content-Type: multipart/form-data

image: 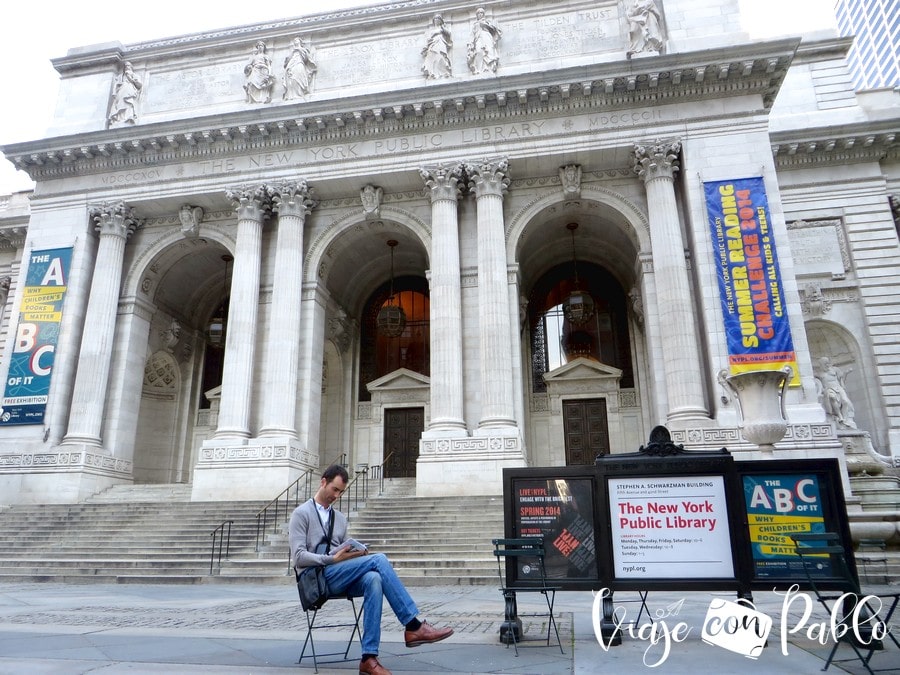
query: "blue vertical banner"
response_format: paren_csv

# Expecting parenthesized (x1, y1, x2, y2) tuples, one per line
(0, 247, 73, 425)
(704, 177, 798, 381)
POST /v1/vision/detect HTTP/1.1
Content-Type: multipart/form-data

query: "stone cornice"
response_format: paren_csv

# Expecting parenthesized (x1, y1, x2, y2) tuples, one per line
(770, 120, 898, 168)
(6, 40, 798, 183)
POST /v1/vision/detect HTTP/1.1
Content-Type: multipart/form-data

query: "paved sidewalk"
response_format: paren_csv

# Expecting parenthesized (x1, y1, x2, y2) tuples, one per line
(0, 581, 896, 674)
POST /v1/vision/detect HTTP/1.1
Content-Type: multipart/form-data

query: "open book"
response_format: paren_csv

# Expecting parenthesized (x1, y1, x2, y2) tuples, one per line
(342, 538, 368, 553)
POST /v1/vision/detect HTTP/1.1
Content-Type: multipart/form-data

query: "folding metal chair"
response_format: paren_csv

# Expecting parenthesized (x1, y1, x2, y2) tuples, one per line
(293, 568, 365, 673)
(492, 537, 564, 656)
(791, 532, 899, 674)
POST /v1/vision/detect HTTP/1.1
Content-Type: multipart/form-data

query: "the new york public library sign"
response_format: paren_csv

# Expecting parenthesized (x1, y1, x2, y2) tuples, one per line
(500, 428, 893, 666)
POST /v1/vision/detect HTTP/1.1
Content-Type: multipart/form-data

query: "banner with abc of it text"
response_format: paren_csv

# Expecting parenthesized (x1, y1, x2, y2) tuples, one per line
(704, 177, 798, 382)
(0, 247, 73, 426)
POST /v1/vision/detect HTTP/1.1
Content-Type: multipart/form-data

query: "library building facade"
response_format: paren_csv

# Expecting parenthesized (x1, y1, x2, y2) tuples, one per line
(0, 0, 898, 552)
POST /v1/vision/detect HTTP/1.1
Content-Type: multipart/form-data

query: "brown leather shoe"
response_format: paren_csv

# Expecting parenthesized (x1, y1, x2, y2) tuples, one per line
(359, 655, 391, 675)
(404, 621, 454, 647)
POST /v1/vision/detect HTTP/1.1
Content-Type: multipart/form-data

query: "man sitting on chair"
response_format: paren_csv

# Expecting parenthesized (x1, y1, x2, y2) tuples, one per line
(289, 464, 454, 675)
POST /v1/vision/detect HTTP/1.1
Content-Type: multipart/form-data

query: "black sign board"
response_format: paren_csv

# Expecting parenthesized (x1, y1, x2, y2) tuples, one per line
(503, 467, 599, 589)
(501, 447, 854, 593)
(737, 458, 856, 590)
(597, 449, 751, 594)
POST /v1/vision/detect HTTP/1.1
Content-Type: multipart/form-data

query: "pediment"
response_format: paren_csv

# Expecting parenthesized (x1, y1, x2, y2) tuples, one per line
(543, 358, 622, 383)
(204, 384, 222, 400)
(366, 368, 430, 393)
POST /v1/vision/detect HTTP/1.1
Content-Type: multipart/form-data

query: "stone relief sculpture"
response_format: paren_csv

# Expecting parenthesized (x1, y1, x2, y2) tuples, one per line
(108, 62, 142, 126)
(161, 319, 182, 353)
(814, 356, 857, 429)
(467, 7, 501, 74)
(801, 282, 830, 317)
(283, 37, 317, 99)
(360, 184, 384, 220)
(178, 205, 203, 238)
(559, 164, 582, 199)
(243, 40, 275, 104)
(422, 14, 453, 79)
(626, 0, 665, 57)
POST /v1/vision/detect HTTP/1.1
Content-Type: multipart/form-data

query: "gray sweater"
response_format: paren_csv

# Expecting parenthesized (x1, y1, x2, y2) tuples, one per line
(288, 498, 349, 569)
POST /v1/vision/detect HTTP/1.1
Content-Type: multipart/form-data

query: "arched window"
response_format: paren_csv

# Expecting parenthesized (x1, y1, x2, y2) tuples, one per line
(358, 276, 430, 401)
(529, 263, 633, 392)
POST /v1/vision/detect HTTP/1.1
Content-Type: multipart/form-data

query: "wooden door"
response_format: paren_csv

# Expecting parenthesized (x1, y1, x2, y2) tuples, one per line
(383, 407, 424, 478)
(563, 398, 610, 465)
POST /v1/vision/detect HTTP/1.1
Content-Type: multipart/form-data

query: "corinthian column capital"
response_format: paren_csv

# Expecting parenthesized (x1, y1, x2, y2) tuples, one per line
(633, 140, 682, 183)
(420, 164, 464, 203)
(89, 201, 141, 239)
(272, 179, 318, 218)
(465, 157, 511, 198)
(225, 184, 274, 221)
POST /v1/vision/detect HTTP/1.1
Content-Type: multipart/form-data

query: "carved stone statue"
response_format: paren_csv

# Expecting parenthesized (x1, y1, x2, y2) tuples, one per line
(626, 0, 665, 57)
(559, 164, 582, 199)
(814, 356, 857, 429)
(283, 37, 317, 99)
(0, 276, 10, 308)
(108, 62, 142, 126)
(243, 41, 275, 104)
(467, 7, 501, 74)
(360, 185, 384, 220)
(422, 14, 453, 79)
(628, 285, 644, 327)
(178, 205, 203, 238)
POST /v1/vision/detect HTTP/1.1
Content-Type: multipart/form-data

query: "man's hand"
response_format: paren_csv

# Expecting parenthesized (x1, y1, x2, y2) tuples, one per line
(332, 543, 368, 562)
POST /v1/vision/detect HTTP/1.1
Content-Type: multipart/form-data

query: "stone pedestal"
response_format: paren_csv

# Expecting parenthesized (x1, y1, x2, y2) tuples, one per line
(190, 439, 315, 501)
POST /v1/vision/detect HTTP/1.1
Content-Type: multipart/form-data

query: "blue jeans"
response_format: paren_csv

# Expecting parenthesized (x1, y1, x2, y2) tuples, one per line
(322, 553, 419, 656)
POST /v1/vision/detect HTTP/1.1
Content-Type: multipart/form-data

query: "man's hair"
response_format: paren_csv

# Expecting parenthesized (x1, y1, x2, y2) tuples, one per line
(322, 464, 349, 484)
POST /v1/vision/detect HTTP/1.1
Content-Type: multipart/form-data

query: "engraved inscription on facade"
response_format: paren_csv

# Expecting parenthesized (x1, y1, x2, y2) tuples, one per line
(787, 219, 847, 278)
(502, 5, 617, 64)
(327, 35, 421, 87)
(145, 65, 241, 113)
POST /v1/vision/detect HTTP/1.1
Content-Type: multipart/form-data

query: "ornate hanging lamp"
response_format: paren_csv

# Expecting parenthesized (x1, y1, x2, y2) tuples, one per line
(207, 253, 233, 347)
(376, 240, 407, 337)
(562, 223, 595, 326)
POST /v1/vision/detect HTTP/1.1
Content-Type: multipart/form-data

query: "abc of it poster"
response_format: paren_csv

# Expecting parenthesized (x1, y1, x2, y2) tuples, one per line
(743, 473, 831, 579)
(0, 248, 72, 426)
(704, 177, 799, 383)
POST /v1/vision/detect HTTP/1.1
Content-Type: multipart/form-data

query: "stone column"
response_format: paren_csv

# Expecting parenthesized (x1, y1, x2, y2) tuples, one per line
(466, 158, 517, 431)
(420, 165, 467, 436)
(214, 185, 271, 440)
(633, 141, 708, 423)
(258, 180, 316, 438)
(62, 201, 140, 448)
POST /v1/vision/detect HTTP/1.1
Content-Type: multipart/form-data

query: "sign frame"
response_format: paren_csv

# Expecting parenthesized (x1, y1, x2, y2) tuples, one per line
(595, 450, 753, 595)
(502, 466, 601, 591)
(736, 458, 857, 591)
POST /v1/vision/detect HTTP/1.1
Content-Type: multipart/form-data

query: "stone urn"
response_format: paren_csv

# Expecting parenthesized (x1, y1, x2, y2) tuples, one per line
(718, 367, 792, 454)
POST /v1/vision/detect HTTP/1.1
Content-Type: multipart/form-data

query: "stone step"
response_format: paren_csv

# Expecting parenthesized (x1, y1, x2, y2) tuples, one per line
(0, 480, 506, 585)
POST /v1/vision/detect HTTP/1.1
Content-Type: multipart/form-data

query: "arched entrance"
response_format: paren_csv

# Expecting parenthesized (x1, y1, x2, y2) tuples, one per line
(129, 239, 233, 484)
(511, 196, 649, 465)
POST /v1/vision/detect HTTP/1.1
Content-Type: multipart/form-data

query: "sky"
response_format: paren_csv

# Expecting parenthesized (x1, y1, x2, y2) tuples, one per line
(0, 0, 838, 195)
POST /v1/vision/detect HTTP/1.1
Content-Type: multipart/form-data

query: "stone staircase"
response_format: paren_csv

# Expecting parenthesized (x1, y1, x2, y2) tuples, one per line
(0, 478, 506, 586)
(220, 478, 505, 586)
(0, 484, 268, 584)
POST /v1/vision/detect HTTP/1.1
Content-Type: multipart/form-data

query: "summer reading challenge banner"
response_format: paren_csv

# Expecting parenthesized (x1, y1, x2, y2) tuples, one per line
(705, 177, 798, 381)
(0, 247, 72, 426)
